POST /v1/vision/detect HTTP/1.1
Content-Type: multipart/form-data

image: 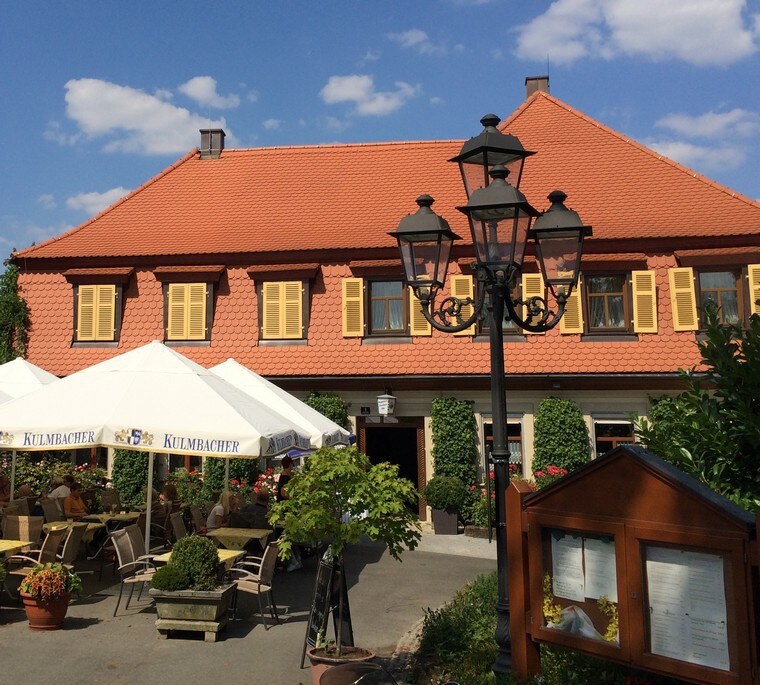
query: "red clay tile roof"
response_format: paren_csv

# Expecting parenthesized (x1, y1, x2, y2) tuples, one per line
(15, 92, 760, 262)
(246, 263, 320, 278)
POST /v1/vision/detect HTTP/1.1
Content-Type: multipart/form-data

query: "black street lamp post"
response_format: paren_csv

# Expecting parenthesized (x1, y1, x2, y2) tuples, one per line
(390, 115, 592, 675)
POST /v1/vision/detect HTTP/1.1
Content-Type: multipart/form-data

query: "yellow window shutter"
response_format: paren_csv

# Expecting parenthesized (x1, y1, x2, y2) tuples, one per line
(77, 285, 96, 341)
(167, 283, 188, 340)
(450, 275, 475, 336)
(560, 278, 584, 334)
(342, 278, 364, 337)
(282, 281, 303, 339)
(521, 273, 546, 335)
(748, 264, 760, 317)
(187, 283, 207, 340)
(631, 270, 657, 333)
(668, 267, 697, 331)
(408, 287, 431, 336)
(95, 285, 116, 341)
(261, 282, 282, 339)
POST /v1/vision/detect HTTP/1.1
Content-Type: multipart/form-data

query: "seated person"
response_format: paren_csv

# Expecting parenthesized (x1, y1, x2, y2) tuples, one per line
(63, 482, 89, 520)
(0, 474, 11, 502)
(15, 483, 34, 498)
(48, 475, 75, 513)
(161, 482, 180, 509)
(206, 490, 234, 532)
(239, 491, 272, 530)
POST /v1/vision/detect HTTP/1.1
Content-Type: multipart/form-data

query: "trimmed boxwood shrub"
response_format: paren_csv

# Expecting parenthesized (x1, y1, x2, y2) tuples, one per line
(150, 564, 190, 592)
(169, 535, 219, 591)
(532, 397, 590, 474)
(423, 475, 468, 511)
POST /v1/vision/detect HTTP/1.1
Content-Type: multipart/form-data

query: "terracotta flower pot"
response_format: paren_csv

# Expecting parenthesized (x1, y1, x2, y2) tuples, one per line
(306, 646, 375, 685)
(20, 591, 71, 630)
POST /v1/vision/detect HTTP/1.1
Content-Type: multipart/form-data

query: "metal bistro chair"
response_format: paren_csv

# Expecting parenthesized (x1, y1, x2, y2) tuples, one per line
(58, 522, 91, 574)
(230, 542, 280, 629)
(111, 525, 157, 616)
(169, 512, 188, 544)
(190, 505, 206, 533)
(41, 498, 65, 524)
(6, 525, 69, 595)
(2, 515, 44, 545)
(7, 498, 30, 516)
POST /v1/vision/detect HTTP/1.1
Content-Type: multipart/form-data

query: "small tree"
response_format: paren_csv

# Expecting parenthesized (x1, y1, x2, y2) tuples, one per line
(304, 391, 350, 429)
(532, 397, 590, 474)
(0, 260, 30, 363)
(636, 307, 760, 511)
(269, 446, 420, 654)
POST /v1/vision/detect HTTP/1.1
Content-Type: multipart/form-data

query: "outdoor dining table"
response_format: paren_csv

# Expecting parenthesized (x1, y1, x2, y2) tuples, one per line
(154, 548, 245, 571)
(42, 520, 105, 543)
(83, 511, 140, 525)
(206, 527, 271, 551)
(0, 539, 32, 557)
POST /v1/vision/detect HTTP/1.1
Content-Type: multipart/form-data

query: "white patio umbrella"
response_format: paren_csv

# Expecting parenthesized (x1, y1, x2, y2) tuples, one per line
(210, 358, 351, 449)
(0, 358, 59, 493)
(0, 341, 312, 549)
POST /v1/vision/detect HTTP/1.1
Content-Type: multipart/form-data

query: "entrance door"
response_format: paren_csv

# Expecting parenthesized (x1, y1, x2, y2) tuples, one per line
(358, 417, 426, 520)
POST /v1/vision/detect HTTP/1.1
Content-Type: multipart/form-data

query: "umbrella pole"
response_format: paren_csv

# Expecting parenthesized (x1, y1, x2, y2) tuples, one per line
(145, 451, 155, 555)
(225, 458, 230, 490)
(10, 449, 16, 497)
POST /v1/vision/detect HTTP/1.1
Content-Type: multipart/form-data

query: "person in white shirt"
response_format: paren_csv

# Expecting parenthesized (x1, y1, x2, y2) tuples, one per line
(48, 475, 74, 513)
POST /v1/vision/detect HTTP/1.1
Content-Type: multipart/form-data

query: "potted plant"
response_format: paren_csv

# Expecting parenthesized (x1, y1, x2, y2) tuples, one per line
(149, 535, 236, 642)
(269, 445, 420, 684)
(423, 476, 468, 535)
(19, 562, 82, 630)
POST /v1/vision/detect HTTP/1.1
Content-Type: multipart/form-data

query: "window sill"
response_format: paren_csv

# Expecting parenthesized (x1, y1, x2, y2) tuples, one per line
(580, 333, 639, 342)
(165, 340, 211, 347)
(258, 339, 308, 347)
(72, 341, 119, 348)
(361, 336, 412, 345)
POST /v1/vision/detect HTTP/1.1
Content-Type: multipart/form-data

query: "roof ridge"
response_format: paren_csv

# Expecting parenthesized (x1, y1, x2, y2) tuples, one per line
(224, 139, 464, 154)
(14, 148, 200, 258)
(504, 91, 760, 211)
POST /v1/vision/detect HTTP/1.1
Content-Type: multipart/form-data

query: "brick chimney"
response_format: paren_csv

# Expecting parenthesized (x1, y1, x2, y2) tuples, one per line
(525, 76, 549, 98)
(199, 129, 225, 159)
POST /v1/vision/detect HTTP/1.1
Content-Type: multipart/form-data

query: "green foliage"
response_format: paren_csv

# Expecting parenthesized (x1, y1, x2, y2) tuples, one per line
(635, 308, 760, 511)
(150, 564, 191, 592)
(168, 534, 220, 591)
(0, 452, 72, 493)
(169, 468, 206, 506)
(269, 445, 420, 561)
(20, 562, 82, 600)
(110, 450, 151, 508)
(0, 260, 30, 363)
(200, 457, 258, 500)
(418, 572, 500, 685)
(469, 487, 493, 527)
(431, 397, 479, 484)
(304, 391, 350, 429)
(0, 562, 6, 586)
(532, 397, 590, 473)
(422, 475, 468, 511)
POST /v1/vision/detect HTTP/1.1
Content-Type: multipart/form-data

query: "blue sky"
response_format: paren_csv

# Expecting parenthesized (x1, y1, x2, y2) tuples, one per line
(2, 0, 760, 254)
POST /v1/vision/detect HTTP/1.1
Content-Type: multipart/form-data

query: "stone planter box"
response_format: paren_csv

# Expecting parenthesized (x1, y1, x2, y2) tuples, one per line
(149, 582, 235, 642)
(464, 525, 490, 539)
(431, 508, 458, 535)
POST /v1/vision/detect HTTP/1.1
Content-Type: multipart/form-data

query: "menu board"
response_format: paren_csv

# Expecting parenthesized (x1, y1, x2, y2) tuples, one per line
(645, 546, 729, 671)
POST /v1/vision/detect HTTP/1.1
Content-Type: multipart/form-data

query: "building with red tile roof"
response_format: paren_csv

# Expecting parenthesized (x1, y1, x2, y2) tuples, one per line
(14, 78, 760, 515)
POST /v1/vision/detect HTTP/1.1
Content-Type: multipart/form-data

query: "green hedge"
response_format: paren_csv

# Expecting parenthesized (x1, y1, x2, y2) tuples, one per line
(431, 397, 478, 483)
(110, 450, 154, 508)
(532, 397, 590, 474)
(304, 391, 350, 429)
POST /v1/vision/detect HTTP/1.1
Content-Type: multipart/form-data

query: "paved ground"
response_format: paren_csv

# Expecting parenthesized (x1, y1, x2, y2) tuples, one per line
(1, 530, 496, 684)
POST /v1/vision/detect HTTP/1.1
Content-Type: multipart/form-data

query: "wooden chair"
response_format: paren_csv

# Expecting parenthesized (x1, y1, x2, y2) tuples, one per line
(2, 515, 44, 544)
(111, 525, 157, 616)
(41, 498, 65, 523)
(230, 543, 280, 629)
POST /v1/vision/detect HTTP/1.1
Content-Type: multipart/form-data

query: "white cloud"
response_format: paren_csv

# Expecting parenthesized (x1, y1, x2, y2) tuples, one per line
(516, 0, 759, 66)
(320, 75, 419, 116)
(178, 76, 240, 109)
(262, 118, 281, 130)
(37, 194, 56, 210)
(656, 108, 760, 139)
(430, 96, 445, 106)
(154, 88, 173, 101)
(247, 90, 260, 103)
(646, 139, 747, 172)
(360, 49, 382, 64)
(387, 29, 447, 56)
(66, 187, 131, 216)
(325, 116, 350, 132)
(63, 78, 233, 155)
(1, 218, 74, 250)
(43, 120, 80, 146)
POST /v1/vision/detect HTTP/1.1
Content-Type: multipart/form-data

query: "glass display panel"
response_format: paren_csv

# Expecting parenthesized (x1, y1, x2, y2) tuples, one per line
(644, 545, 730, 671)
(540, 528, 620, 645)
